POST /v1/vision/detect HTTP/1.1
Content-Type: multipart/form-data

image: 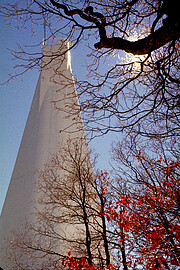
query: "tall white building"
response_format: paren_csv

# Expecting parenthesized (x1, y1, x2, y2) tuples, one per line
(0, 40, 90, 269)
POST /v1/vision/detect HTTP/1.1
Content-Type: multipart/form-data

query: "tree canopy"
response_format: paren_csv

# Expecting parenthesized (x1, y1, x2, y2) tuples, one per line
(1, 0, 180, 140)
(50, 0, 180, 55)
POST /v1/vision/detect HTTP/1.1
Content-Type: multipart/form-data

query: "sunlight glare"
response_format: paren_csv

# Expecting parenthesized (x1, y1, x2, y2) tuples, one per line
(119, 29, 148, 72)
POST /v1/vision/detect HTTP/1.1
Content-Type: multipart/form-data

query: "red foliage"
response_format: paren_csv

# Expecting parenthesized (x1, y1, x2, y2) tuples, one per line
(62, 158, 180, 269)
(99, 158, 180, 268)
(62, 256, 116, 270)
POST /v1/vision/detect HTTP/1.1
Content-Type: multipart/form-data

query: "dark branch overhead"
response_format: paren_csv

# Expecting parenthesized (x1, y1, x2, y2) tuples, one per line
(50, 0, 180, 55)
(1, 0, 179, 139)
(94, 23, 180, 55)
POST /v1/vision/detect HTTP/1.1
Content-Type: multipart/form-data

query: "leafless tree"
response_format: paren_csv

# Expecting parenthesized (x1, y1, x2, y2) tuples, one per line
(3, 138, 111, 269)
(2, 129, 179, 269)
(1, 0, 180, 140)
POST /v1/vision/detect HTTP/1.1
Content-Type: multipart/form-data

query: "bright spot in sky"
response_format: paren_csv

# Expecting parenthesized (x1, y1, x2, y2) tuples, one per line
(118, 29, 148, 72)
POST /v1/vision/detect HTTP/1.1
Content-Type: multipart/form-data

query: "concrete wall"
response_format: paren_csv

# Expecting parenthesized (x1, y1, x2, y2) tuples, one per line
(0, 40, 89, 269)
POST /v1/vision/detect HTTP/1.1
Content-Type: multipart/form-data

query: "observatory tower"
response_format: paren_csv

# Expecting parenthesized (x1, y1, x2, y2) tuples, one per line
(0, 40, 88, 268)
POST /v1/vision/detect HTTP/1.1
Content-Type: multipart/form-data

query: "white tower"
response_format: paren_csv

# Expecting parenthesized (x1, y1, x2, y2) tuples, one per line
(0, 40, 89, 269)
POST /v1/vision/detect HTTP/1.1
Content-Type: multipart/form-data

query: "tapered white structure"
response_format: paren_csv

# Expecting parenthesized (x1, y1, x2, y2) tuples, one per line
(0, 41, 88, 269)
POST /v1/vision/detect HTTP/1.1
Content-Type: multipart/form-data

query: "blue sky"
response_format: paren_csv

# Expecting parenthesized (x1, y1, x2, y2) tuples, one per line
(0, 14, 114, 213)
(0, 16, 39, 213)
